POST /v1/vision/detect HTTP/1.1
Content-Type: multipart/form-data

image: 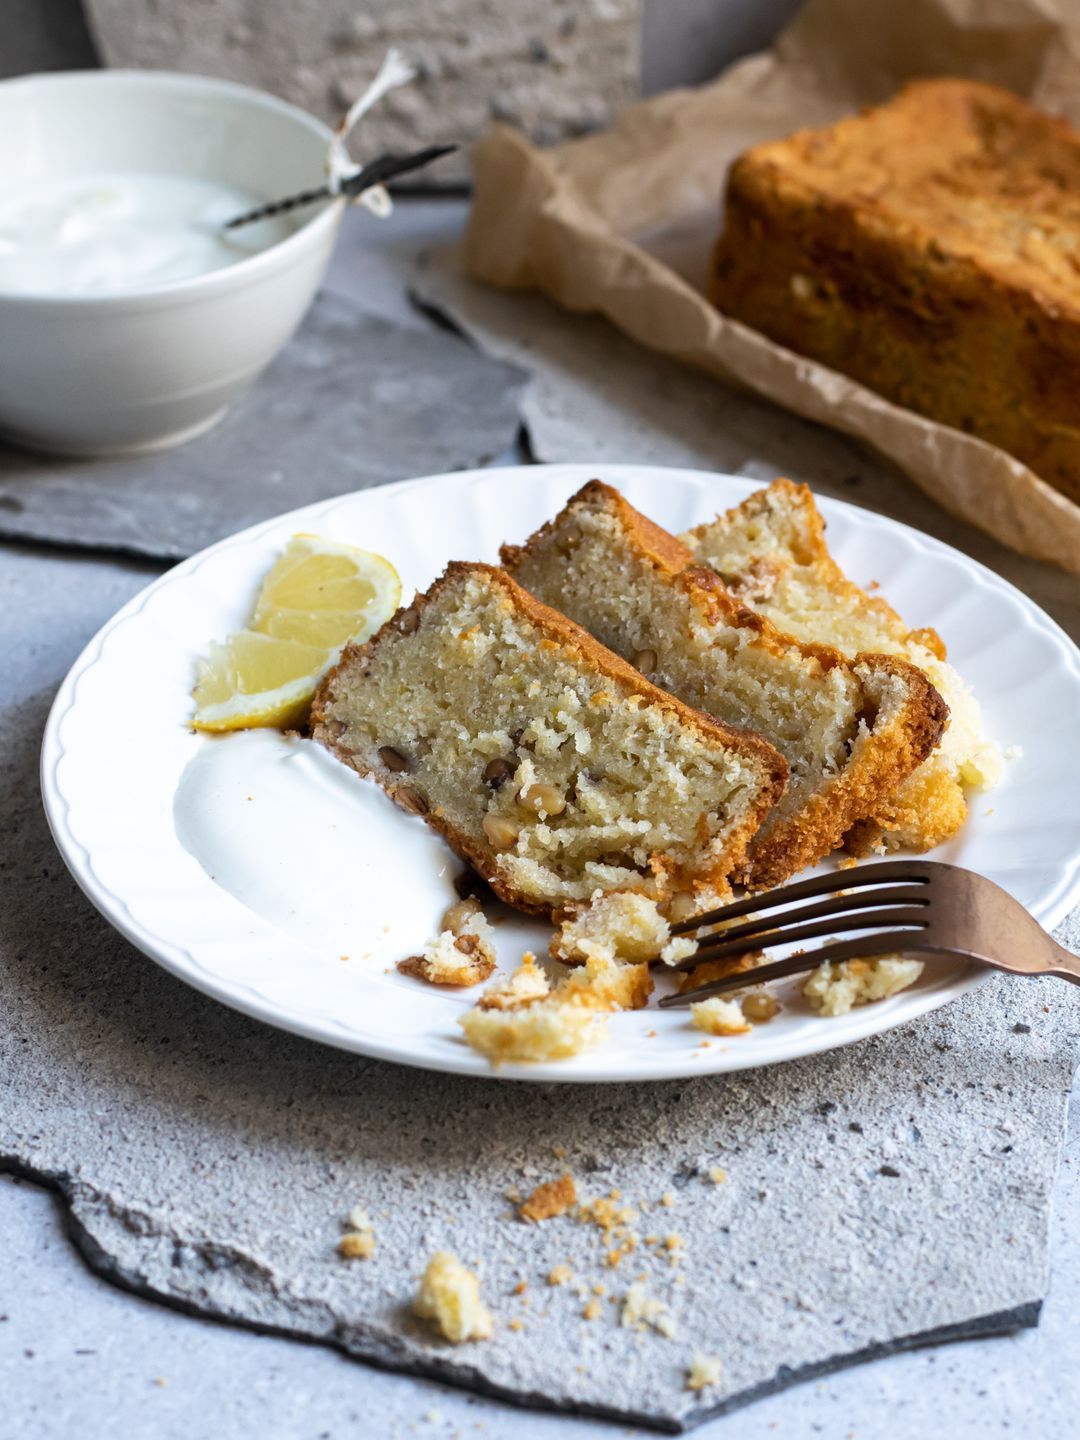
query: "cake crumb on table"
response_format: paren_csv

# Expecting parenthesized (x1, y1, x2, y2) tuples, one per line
(412, 1252, 492, 1343)
(519, 1173, 577, 1222)
(621, 1282, 676, 1337)
(547, 1264, 573, 1286)
(686, 1352, 723, 1391)
(337, 1231, 375, 1260)
(337, 1204, 376, 1258)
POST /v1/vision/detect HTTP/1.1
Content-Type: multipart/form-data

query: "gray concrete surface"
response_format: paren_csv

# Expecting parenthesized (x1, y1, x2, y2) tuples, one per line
(4, 1122, 1076, 1440)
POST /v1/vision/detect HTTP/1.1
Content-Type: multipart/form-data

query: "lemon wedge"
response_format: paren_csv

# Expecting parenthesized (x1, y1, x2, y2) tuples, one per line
(192, 535, 401, 732)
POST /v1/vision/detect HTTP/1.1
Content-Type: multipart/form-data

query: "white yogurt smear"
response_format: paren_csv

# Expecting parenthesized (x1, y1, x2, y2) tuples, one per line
(173, 731, 538, 977)
(0, 170, 295, 296)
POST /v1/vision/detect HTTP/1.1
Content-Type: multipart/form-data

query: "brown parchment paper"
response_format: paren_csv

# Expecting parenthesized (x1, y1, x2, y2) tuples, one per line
(463, 0, 1080, 574)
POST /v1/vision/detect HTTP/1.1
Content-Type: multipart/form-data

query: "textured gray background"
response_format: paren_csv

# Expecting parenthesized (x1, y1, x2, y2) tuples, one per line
(86, 0, 641, 181)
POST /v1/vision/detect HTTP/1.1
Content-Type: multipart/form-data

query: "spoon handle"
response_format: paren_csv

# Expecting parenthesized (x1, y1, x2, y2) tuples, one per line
(223, 144, 457, 231)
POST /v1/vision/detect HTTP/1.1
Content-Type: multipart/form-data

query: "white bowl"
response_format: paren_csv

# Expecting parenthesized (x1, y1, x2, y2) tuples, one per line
(0, 70, 344, 456)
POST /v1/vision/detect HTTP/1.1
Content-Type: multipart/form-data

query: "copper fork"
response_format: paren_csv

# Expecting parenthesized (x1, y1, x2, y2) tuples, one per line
(657, 859, 1080, 1008)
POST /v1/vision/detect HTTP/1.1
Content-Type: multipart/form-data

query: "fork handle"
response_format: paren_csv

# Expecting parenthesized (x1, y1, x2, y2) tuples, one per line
(1047, 936, 1080, 985)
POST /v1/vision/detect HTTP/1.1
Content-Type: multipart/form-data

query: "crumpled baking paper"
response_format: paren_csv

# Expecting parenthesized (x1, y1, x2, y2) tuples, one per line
(464, 0, 1080, 574)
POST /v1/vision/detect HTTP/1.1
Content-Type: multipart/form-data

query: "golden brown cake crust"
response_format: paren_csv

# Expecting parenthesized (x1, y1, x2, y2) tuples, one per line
(686, 479, 946, 662)
(682, 570, 948, 888)
(683, 477, 994, 855)
(503, 482, 948, 888)
(312, 560, 788, 919)
(710, 79, 1080, 506)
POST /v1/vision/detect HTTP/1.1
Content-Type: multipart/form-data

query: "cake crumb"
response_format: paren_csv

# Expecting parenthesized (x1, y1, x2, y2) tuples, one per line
(345, 1206, 374, 1234)
(660, 1191, 676, 1208)
(547, 1264, 573, 1287)
(686, 1352, 723, 1391)
(337, 1204, 376, 1259)
(621, 1282, 676, 1337)
(520, 1173, 577, 1222)
(741, 991, 781, 1023)
(553, 949, 653, 1011)
(578, 1195, 637, 1232)
(338, 1231, 375, 1260)
(460, 996, 606, 1065)
(708, 1167, 726, 1185)
(582, 1299, 602, 1321)
(398, 900, 498, 988)
(508, 1317, 525, 1332)
(803, 956, 924, 1016)
(690, 997, 752, 1036)
(412, 1252, 492, 1343)
(661, 936, 699, 965)
(474, 953, 551, 1012)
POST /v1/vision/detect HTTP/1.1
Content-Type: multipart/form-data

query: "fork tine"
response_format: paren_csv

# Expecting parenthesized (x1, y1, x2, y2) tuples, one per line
(684, 907, 930, 963)
(658, 931, 937, 1007)
(667, 885, 930, 965)
(670, 860, 933, 935)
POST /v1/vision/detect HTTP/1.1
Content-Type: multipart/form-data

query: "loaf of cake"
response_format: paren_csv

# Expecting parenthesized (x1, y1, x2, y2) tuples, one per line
(710, 79, 1080, 505)
(683, 479, 1002, 852)
(311, 562, 787, 917)
(502, 483, 947, 888)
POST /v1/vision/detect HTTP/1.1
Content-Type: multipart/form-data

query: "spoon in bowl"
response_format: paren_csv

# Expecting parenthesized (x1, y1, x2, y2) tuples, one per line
(222, 144, 458, 230)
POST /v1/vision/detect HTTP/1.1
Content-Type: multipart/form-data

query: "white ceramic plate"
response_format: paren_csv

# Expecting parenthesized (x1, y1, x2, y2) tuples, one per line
(41, 464, 1080, 1082)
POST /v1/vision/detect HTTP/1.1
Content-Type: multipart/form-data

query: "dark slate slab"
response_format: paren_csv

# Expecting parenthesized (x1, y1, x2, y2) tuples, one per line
(0, 292, 527, 561)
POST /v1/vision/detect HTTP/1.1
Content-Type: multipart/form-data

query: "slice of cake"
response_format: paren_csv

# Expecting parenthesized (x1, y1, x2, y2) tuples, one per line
(312, 562, 787, 917)
(501, 483, 947, 889)
(682, 479, 1002, 851)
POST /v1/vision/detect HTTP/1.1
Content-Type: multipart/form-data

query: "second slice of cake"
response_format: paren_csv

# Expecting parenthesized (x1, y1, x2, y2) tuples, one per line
(311, 562, 787, 917)
(502, 483, 948, 888)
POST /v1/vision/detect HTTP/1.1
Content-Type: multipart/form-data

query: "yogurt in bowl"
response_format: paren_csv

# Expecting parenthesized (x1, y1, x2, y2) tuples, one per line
(0, 171, 294, 297)
(0, 71, 345, 456)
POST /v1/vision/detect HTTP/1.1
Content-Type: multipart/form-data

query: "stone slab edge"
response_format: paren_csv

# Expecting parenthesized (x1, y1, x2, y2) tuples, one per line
(0, 1152, 1050, 1434)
